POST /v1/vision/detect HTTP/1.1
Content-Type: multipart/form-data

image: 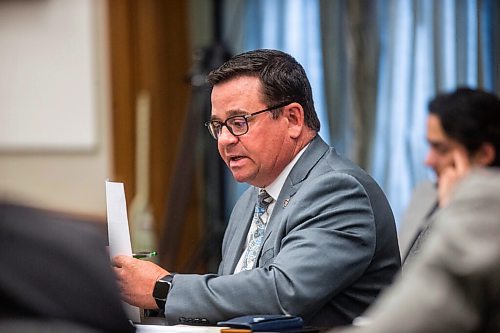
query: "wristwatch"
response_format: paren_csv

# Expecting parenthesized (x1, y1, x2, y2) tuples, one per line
(152, 274, 175, 310)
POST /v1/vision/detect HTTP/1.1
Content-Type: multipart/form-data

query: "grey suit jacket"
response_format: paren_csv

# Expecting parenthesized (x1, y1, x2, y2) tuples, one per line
(334, 168, 500, 333)
(165, 135, 400, 327)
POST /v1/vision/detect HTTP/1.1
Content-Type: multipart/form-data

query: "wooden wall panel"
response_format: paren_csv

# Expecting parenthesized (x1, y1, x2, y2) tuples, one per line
(108, 0, 203, 272)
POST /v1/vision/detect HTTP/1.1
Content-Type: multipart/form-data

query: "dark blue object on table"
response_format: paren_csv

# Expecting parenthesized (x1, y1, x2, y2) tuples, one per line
(218, 314, 304, 332)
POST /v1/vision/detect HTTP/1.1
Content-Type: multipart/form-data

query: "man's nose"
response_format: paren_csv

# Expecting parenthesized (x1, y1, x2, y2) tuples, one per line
(217, 126, 238, 145)
(424, 150, 436, 168)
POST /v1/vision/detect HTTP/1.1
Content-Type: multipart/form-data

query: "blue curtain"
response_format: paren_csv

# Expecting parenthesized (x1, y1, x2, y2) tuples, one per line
(221, 0, 499, 225)
(369, 0, 498, 225)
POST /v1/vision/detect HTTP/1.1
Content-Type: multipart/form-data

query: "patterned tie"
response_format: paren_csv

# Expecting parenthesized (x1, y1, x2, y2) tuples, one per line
(241, 189, 273, 271)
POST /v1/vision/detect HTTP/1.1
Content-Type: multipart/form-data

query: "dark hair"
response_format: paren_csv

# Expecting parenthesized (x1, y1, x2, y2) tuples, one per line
(428, 87, 500, 166)
(207, 49, 320, 132)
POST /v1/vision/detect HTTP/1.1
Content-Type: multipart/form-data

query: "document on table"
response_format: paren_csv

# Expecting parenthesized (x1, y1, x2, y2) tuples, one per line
(134, 324, 218, 333)
(105, 180, 141, 323)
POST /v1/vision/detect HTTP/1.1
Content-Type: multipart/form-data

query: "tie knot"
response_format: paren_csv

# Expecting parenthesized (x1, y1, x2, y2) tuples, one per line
(258, 189, 273, 209)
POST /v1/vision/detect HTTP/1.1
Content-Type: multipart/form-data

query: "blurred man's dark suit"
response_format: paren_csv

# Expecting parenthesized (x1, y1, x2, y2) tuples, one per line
(0, 201, 134, 333)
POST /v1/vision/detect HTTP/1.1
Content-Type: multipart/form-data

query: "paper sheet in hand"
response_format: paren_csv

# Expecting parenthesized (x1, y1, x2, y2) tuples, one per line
(105, 180, 141, 323)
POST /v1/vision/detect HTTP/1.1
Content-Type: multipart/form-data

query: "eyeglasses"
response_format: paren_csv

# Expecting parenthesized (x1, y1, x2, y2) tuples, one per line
(204, 101, 291, 140)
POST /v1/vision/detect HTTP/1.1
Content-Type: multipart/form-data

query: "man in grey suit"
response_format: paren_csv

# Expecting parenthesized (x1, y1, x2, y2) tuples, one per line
(399, 87, 500, 266)
(333, 165, 500, 333)
(113, 49, 400, 327)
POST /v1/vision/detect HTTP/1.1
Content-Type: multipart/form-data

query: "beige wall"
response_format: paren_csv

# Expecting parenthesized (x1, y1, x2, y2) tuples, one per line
(0, 0, 111, 218)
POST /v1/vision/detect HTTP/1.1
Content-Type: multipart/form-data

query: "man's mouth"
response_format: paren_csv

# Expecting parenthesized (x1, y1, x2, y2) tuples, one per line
(228, 155, 247, 167)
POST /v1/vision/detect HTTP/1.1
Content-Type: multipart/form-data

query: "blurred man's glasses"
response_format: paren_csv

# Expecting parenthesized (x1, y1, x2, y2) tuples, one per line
(205, 101, 291, 140)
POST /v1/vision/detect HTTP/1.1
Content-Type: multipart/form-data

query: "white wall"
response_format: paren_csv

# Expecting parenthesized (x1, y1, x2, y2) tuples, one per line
(0, 0, 112, 217)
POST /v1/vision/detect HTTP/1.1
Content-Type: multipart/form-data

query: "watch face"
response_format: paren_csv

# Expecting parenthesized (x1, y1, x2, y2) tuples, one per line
(153, 281, 170, 300)
(153, 275, 173, 301)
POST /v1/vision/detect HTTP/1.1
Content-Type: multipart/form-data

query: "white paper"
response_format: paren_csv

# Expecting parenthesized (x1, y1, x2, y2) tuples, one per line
(105, 180, 141, 323)
(135, 324, 212, 333)
(106, 181, 133, 257)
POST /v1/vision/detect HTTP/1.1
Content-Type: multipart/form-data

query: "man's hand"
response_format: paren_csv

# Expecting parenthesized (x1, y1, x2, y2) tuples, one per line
(112, 255, 169, 309)
(438, 148, 471, 208)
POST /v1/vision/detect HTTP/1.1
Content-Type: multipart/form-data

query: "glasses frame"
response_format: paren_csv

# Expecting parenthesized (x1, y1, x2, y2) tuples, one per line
(204, 101, 291, 140)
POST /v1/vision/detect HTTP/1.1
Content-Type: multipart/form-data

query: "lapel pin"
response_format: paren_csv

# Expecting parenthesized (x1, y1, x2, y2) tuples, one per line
(283, 198, 290, 208)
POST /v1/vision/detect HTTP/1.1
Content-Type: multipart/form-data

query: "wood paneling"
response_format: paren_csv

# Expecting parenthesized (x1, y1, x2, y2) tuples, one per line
(108, 0, 203, 272)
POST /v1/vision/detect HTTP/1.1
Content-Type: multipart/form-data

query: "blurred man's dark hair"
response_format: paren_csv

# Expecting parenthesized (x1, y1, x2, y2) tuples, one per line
(428, 87, 500, 166)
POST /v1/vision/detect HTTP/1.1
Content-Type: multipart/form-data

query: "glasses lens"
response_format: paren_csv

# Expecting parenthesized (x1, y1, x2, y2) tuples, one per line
(205, 116, 250, 140)
(227, 116, 248, 136)
(207, 122, 220, 140)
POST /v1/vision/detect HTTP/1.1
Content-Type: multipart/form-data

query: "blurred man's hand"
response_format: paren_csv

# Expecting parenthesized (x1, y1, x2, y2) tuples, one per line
(438, 148, 471, 208)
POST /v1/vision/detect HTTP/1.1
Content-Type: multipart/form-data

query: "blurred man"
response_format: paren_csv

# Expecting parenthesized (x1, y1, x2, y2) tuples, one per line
(398, 87, 500, 265)
(0, 201, 133, 333)
(113, 49, 400, 327)
(333, 162, 500, 333)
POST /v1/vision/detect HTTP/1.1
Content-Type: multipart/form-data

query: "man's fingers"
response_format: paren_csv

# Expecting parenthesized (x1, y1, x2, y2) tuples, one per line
(438, 147, 472, 208)
(113, 266, 123, 277)
(452, 147, 471, 175)
(111, 254, 132, 268)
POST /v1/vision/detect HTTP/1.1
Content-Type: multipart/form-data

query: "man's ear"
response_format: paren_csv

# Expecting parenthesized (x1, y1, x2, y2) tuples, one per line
(285, 103, 304, 139)
(471, 142, 496, 166)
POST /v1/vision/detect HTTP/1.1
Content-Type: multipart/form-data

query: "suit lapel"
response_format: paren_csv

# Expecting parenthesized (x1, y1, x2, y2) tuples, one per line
(222, 188, 258, 274)
(224, 136, 331, 272)
(261, 136, 330, 252)
(402, 201, 439, 263)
